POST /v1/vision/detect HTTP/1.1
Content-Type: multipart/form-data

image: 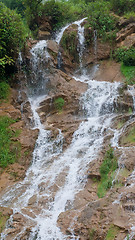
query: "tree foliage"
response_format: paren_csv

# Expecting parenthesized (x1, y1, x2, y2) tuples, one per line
(86, 1, 116, 39)
(0, 0, 25, 15)
(0, 2, 27, 78)
(110, 0, 135, 15)
(23, 0, 42, 31)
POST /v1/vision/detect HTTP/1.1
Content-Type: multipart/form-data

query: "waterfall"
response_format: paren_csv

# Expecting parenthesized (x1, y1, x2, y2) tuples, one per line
(75, 18, 86, 72)
(128, 85, 135, 112)
(0, 18, 135, 240)
(56, 18, 86, 71)
(29, 40, 51, 96)
(93, 30, 97, 60)
(55, 23, 72, 70)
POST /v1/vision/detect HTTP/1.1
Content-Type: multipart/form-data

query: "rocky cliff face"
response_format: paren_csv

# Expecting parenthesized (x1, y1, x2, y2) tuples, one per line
(0, 15, 135, 240)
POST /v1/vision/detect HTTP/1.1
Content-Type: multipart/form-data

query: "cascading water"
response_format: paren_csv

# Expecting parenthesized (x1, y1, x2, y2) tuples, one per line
(55, 18, 86, 72)
(29, 40, 51, 96)
(0, 18, 135, 240)
(55, 23, 72, 70)
(93, 30, 97, 60)
(75, 18, 86, 72)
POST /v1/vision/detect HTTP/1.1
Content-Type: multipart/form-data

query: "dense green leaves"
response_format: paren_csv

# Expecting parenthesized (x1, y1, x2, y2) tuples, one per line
(86, 1, 116, 39)
(23, 0, 42, 31)
(114, 47, 135, 66)
(110, 0, 135, 15)
(0, 2, 27, 78)
(0, 0, 25, 15)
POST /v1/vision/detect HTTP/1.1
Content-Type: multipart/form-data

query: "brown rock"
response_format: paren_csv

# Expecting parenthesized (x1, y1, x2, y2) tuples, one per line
(116, 23, 135, 42)
(118, 33, 135, 48)
(47, 40, 59, 54)
(117, 16, 135, 29)
(38, 30, 51, 40)
(94, 60, 123, 82)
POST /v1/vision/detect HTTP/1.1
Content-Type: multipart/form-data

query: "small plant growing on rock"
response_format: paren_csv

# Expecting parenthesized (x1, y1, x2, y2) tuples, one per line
(97, 146, 118, 198)
(106, 224, 120, 240)
(54, 97, 65, 112)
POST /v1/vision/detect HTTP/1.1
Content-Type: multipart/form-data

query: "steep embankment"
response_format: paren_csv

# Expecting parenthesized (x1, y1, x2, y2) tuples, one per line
(0, 14, 135, 240)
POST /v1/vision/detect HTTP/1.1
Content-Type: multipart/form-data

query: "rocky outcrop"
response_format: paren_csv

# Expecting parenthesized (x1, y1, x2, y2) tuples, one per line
(93, 60, 124, 82)
(116, 23, 135, 43)
(118, 33, 135, 48)
(37, 69, 87, 147)
(114, 88, 133, 113)
(0, 88, 38, 188)
(37, 16, 52, 40)
(59, 24, 79, 73)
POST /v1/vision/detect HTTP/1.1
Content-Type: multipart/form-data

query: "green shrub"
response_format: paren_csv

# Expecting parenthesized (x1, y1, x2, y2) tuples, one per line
(54, 97, 65, 111)
(0, 116, 21, 168)
(0, 2, 28, 78)
(23, 0, 42, 32)
(87, 1, 116, 40)
(0, 0, 25, 16)
(97, 147, 118, 198)
(0, 82, 10, 100)
(114, 47, 135, 66)
(110, 0, 135, 15)
(41, 0, 84, 30)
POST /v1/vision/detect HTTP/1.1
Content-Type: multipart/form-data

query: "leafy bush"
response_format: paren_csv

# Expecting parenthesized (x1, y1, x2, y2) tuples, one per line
(25, 0, 87, 33)
(114, 47, 135, 66)
(87, 1, 116, 40)
(0, 116, 21, 168)
(97, 147, 118, 198)
(23, 0, 42, 32)
(0, 82, 10, 100)
(110, 0, 135, 15)
(0, 2, 27, 78)
(41, 0, 84, 30)
(0, 0, 25, 16)
(54, 97, 65, 111)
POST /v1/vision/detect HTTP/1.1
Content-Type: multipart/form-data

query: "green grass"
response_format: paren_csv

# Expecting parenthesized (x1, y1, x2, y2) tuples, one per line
(0, 82, 10, 100)
(121, 63, 135, 85)
(97, 147, 118, 198)
(54, 97, 65, 112)
(0, 116, 21, 168)
(106, 224, 120, 240)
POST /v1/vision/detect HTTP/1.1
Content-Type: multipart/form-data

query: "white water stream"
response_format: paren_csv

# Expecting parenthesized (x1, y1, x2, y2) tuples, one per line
(0, 19, 135, 240)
